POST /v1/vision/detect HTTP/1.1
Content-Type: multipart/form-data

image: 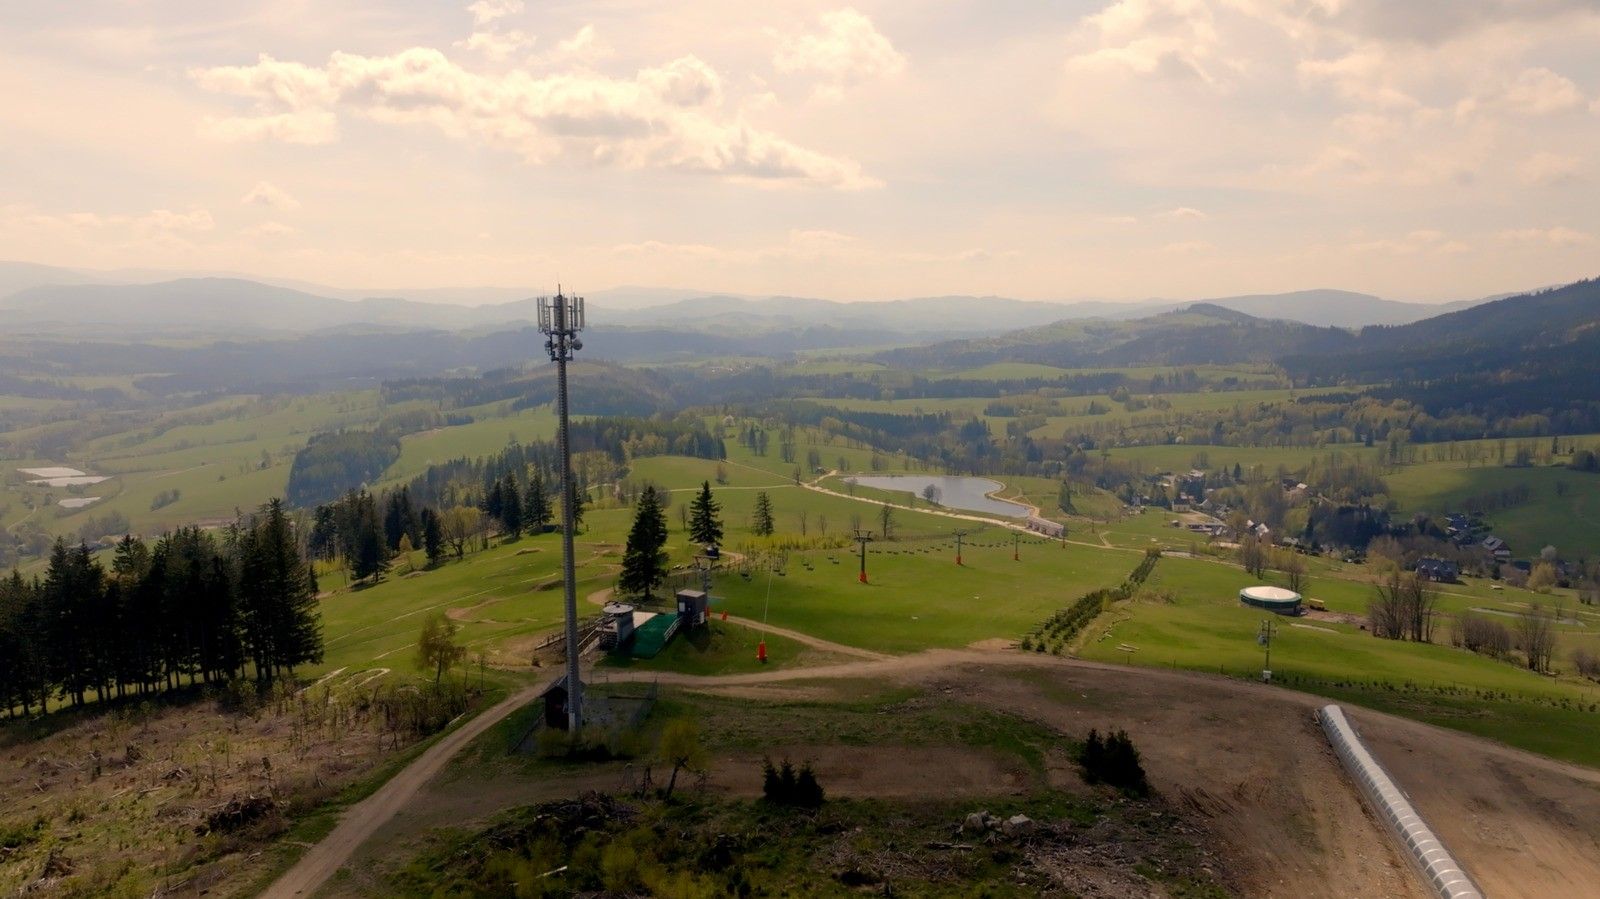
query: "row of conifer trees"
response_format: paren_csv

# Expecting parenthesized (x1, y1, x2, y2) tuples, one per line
(0, 499, 322, 718)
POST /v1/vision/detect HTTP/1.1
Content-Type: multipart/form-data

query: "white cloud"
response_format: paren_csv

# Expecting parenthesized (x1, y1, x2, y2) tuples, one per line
(639, 56, 722, 107)
(1066, 0, 1231, 86)
(200, 110, 339, 144)
(609, 229, 1012, 266)
(775, 8, 906, 91)
(1156, 206, 1207, 221)
(1349, 229, 1470, 256)
(467, 0, 522, 27)
(190, 54, 336, 108)
(240, 181, 301, 210)
(457, 30, 535, 62)
(135, 208, 215, 234)
(191, 46, 875, 188)
(1297, 48, 1419, 110)
(6, 205, 214, 237)
(1517, 152, 1583, 186)
(1498, 226, 1593, 246)
(1500, 67, 1586, 115)
(554, 24, 609, 62)
(246, 221, 298, 237)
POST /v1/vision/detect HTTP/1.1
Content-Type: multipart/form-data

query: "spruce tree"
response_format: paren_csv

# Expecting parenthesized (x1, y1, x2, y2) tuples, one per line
(688, 481, 723, 547)
(564, 480, 587, 532)
(421, 507, 444, 567)
(499, 474, 523, 536)
(524, 472, 551, 534)
(752, 491, 775, 537)
(240, 500, 324, 685)
(484, 478, 504, 521)
(383, 487, 419, 551)
(619, 485, 669, 600)
(354, 518, 388, 583)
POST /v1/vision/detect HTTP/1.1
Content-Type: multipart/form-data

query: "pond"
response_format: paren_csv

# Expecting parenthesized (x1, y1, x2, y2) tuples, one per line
(843, 475, 1031, 519)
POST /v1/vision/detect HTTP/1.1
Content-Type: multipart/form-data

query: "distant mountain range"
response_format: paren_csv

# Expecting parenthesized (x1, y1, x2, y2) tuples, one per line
(882, 278, 1600, 430)
(876, 303, 1360, 369)
(0, 260, 1504, 337)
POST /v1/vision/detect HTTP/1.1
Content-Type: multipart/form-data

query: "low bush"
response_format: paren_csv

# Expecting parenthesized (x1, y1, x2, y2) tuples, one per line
(762, 758, 825, 808)
(1079, 728, 1150, 797)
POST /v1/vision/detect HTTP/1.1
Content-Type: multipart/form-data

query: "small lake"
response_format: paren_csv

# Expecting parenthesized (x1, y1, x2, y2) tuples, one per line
(844, 475, 1031, 519)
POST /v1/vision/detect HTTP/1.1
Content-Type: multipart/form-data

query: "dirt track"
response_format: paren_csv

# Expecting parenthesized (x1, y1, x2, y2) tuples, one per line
(258, 679, 552, 899)
(281, 648, 1600, 899)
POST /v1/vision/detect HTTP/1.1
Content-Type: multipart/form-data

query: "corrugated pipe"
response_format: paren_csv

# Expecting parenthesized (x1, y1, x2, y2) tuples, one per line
(1318, 704, 1485, 899)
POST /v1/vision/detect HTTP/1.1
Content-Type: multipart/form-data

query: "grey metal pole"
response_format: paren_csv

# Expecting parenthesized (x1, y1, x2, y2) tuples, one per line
(553, 298, 583, 731)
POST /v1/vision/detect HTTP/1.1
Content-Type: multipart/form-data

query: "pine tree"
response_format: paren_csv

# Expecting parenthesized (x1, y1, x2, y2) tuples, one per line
(383, 487, 419, 551)
(564, 479, 587, 532)
(499, 474, 523, 536)
(354, 517, 388, 583)
(0, 570, 47, 715)
(484, 478, 504, 521)
(420, 507, 444, 567)
(524, 472, 551, 535)
(688, 481, 724, 547)
(752, 491, 775, 537)
(619, 485, 670, 600)
(239, 499, 323, 685)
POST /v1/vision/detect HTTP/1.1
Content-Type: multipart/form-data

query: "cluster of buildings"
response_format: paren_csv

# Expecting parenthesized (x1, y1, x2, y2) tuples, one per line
(1443, 512, 1512, 563)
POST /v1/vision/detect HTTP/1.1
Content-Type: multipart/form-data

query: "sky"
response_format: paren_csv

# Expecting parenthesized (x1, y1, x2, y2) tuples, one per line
(2, 0, 1599, 303)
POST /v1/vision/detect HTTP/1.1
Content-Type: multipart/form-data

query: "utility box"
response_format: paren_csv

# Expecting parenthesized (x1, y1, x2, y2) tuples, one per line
(676, 589, 709, 628)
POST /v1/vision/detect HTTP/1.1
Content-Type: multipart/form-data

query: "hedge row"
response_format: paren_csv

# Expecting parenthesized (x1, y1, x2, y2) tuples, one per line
(1023, 548, 1161, 654)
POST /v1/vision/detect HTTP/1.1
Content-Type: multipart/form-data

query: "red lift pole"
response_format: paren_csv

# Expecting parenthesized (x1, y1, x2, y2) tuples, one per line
(853, 529, 873, 583)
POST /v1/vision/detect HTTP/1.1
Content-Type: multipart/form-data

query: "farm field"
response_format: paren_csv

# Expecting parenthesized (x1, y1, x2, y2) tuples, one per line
(1103, 441, 1377, 473)
(1385, 460, 1600, 555)
(1, 391, 402, 541)
(379, 406, 560, 488)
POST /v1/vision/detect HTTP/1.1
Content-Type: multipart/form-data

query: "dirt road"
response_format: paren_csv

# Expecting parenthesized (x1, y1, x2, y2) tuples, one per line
(605, 650, 1600, 898)
(277, 647, 1600, 899)
(258, 678, 552, 899)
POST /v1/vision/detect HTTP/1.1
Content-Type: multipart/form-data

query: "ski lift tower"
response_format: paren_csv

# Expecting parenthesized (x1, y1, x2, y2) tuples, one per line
(539, 289, 586, 731)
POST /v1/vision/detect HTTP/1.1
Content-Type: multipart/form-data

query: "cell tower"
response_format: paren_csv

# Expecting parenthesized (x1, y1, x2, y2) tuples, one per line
(538, 289, 585, 731)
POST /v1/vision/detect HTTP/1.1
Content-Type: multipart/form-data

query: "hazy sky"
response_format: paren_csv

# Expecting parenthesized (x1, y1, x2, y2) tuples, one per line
(3, 0, 1599, 302)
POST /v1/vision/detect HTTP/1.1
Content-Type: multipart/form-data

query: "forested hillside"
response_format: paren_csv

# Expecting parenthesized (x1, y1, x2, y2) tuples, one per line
(1285, 279, 1600, 434)
(877, 304, 1356, 369)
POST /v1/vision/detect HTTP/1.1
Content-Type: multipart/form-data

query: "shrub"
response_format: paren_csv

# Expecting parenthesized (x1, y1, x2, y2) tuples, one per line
(1454, 613, 1513, 659)
(1574, 648, 1600, 682)
(1078, 728, 1150, 797)
(761, 757, 824, 808)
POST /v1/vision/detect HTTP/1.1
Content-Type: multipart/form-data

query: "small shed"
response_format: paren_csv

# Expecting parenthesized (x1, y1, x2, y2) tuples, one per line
(676, 589, 709, 628)
(540, 674, 573, 729)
